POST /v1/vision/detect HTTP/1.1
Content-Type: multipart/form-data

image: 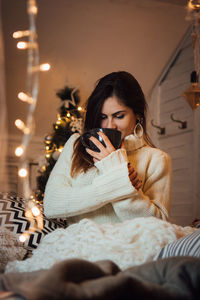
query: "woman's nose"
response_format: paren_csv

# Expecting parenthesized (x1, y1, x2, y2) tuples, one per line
(106, 119, 117, 129)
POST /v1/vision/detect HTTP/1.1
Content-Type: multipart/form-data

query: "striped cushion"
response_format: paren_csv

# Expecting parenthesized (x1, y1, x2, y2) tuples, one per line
(158, 229, 200, 258)
(0, 193, 67, 250)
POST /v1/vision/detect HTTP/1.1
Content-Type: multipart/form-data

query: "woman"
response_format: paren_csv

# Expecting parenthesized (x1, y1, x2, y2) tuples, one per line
(6, 72, 181, 274)
(44, 71, 172, 223)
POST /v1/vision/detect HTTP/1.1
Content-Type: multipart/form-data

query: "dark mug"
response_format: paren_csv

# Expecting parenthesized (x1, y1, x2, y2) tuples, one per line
(81, 128, 122, 152)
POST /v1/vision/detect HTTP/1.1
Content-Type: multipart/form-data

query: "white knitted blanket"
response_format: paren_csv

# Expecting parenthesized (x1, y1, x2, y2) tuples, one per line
(6, 217, 196, 273)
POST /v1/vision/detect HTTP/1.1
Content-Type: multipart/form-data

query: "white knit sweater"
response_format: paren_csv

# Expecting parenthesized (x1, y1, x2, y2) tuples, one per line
(44, 133, 172, 224)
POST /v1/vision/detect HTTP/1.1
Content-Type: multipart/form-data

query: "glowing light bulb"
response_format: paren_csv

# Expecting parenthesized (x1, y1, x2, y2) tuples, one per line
(58, 147, 63, 152)
(19, 233, 29, 243)
(15, 119, 30, 134)
(18, 92, 33, 104)
(15, 146, 24, 157)
(188, 0, 200, 9)
(67, 112, 71, 117)
(17, 41, 37, 50)
(15, 119, 25, 130)
(30, 63, 51, 73)
(78, 106, 82, 111)
(28, 1, 38, 15)
(17, 41, 28, 49)
(13, 30, 30, 39)
(31, 206, 40, 217)
(40, 63, 50, 71)
(18, 168, 28, 177)
(31, 6, 38, 14)
(25, 209, 32, 219)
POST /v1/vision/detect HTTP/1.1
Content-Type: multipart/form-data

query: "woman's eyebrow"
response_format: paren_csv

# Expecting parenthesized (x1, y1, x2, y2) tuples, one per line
(112, 110, 126, 116)
(100, 110, 126, 116)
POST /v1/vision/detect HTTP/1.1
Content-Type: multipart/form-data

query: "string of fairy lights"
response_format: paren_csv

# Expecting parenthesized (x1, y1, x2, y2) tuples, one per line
(13, 0, 50, 242)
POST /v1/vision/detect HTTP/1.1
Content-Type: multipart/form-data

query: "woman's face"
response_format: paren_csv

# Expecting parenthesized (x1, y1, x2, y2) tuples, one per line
(100, 95, 137, 140)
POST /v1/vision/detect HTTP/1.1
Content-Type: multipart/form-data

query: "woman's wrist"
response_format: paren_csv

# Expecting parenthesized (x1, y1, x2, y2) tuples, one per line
(94, 148, 128, 172)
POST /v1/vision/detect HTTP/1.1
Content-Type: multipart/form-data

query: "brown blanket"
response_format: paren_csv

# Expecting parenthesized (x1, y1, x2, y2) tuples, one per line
(0, 256, 200, 300)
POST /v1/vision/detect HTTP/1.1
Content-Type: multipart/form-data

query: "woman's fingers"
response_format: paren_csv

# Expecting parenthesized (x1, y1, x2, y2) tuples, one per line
(86, 132, 116, 161)
(85, 147, 100, 160)
(131, 177, 142, 190)
(128, 164, 135, 174)
(97, 131, 115, 151)
(127, 163, 142, 190)
(89, 136, 106, 153)
(129, 170, 137, 181)
(134, 180, 142, 190)
(93, 157, 99, 163)
(131, 177, 140, 186)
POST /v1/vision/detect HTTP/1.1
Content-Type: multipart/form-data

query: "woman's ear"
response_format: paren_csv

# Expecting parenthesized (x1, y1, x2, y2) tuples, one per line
(135, 114, 140, 122)
(135, 115, 144, 125)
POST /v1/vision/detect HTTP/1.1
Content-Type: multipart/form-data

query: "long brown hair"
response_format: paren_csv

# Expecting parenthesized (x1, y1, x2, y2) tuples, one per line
(71, 71, 154, 177)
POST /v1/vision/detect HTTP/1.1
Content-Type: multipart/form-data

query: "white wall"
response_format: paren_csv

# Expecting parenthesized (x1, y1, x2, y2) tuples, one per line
(149, 28, 200, 226)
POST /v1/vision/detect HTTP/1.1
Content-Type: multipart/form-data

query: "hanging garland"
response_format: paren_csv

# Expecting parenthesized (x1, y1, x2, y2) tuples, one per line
(12, 0, 50, 242)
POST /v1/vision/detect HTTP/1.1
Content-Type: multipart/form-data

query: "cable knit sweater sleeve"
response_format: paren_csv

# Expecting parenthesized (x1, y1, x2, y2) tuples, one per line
(43, 134, 135, 219)
(110, 149, 172, 221)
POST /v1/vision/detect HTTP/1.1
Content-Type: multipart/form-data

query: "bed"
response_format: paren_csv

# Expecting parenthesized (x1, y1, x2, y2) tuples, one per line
(0, 192, 200, 300)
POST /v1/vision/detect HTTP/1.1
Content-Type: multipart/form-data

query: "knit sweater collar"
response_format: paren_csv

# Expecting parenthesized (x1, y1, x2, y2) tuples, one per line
(123, 134, 146, 152)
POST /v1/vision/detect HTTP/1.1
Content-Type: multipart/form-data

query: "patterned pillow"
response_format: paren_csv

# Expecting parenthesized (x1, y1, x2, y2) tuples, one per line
(157, 229, 200, 259)
(0, 193, 67, 250)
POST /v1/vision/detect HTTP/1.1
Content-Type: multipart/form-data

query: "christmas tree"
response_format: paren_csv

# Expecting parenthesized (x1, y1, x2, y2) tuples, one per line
(35, 86, 83, 202)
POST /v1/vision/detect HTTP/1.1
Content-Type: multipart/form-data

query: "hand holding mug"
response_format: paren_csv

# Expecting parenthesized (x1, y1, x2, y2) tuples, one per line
(86, 131, 116, 162)
(81, 128, 122, 162)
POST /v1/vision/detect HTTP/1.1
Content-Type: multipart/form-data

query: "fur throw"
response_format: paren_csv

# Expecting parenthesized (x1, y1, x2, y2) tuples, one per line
(0, 227, 27, 273)
(5, 217, 196, 273)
